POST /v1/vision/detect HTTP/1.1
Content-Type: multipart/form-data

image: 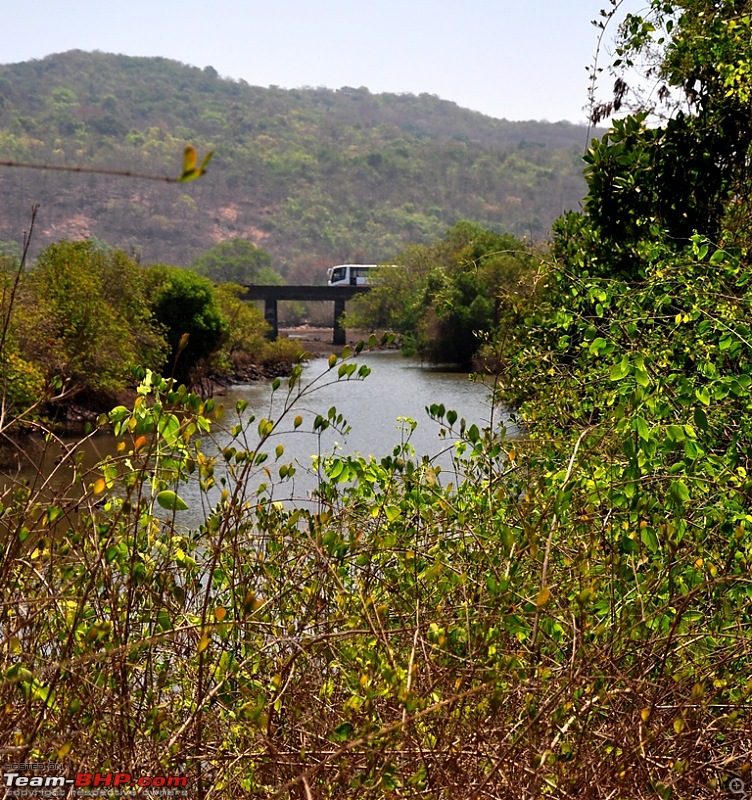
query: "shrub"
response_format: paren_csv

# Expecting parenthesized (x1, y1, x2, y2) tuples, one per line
(146, 264, 227, 385)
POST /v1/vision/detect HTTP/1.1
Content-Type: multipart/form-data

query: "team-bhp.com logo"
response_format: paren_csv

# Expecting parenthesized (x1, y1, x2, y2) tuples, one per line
(3, 764, 188, 796)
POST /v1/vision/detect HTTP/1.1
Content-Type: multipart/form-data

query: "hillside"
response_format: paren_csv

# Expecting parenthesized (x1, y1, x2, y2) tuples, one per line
(0, 51, 595, 280)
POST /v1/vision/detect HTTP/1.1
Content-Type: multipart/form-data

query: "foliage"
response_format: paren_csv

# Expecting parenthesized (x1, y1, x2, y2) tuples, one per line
(189, 238, 282, 285)
(586, 0, 752, 271)
(0, 51, 594, 273)
(14, 240, 166, 398)
(348, 222, 537, 366)
(4, 7, 752, 796)
(145, 264, 228, 384)
(209, 282, 307, 379)
(1, 340, 750, 797)
(212, 282, 270, 357)
(0, 351, 46, 423)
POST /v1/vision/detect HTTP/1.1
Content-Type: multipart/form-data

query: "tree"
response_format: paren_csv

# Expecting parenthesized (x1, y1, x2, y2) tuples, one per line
(347, 222, 536, 366)
(16, 240, 166, 398)
(146, 264, 227, 385)
(189, 238, 283, 285)
(583, 0, 752, 272)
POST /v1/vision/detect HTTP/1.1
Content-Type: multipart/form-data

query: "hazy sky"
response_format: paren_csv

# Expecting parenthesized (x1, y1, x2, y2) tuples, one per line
(1, 0, 643, 123)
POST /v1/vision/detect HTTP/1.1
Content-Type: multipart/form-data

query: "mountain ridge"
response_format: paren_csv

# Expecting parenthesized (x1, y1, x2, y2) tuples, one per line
(0, 50, 595, 278)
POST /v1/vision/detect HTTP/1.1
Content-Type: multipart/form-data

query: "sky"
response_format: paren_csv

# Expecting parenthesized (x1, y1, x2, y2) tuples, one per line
(1, 0, 644, 124)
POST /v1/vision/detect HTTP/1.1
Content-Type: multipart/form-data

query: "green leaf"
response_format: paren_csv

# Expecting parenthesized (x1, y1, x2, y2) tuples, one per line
(633, 416, 650, 441)
(635, 368, 650, 388)
(693, 407, 709, 431)
(641, 526, 659, 553)
(610, 356, 630, 381)
(669, 480, 690, 504)
(156, 490, 189, 511)
(331, 722, 354, 742)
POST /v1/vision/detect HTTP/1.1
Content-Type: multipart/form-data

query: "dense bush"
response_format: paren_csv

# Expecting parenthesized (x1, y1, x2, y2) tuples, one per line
(146, 263, 228, 385)
(14, 240, 166, 398)
(0, 344, 749, 797)
(346, 221, 536, 366)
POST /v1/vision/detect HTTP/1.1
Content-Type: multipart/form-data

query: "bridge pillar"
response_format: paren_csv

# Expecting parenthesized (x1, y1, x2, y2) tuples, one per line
(242, 285, 369, 345)
(264, 298, 278, 341)
(333, 297, 347, 345)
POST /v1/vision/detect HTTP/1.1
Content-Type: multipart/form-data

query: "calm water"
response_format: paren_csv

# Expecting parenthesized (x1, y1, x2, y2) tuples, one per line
(203, 351, 516, 507)
(1, 352, 516, 512)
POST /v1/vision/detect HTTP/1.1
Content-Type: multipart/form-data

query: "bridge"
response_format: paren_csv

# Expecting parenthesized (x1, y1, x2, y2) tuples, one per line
(241, 284, 371, 345)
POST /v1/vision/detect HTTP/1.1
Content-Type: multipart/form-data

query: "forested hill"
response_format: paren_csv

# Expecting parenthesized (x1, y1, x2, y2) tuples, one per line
(0, 50, 594, 280)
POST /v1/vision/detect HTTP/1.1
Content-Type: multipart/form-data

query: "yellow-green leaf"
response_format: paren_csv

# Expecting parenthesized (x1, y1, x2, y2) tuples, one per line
(182, 144, 198, 174)
(536, 586, 551, 607)
(57, 742, 72, 759)
(609, 356, 630, 381)
(179, 147, 214, 182)
(156, 490, 188, 511)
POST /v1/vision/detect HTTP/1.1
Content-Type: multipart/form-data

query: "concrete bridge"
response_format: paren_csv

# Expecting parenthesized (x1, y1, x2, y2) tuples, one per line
(241, 284, 371, 345)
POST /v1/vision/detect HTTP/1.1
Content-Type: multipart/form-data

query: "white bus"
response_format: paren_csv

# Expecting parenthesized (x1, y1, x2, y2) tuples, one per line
(327, 264, 381, 286)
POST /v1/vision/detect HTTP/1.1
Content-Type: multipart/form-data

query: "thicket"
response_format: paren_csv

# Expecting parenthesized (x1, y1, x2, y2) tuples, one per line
(2, 2, 752, 798)
(0, 236, 304, 421)
(345, 221, 537, 367)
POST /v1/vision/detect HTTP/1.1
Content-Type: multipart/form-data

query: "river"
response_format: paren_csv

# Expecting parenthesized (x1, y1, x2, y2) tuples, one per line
(0, 351, 517, 514)
(212, 350, 516, 501)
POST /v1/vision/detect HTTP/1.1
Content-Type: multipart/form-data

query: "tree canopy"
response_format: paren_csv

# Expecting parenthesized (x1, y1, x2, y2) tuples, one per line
(346, 221, 536, 367)
(189, 238, 282, 285)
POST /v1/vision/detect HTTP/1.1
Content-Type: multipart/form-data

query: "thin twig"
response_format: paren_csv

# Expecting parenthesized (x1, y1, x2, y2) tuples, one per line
(0, 159, 182, 182)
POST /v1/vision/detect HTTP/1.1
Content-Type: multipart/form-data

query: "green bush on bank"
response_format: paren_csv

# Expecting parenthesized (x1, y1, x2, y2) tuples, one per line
(346, 221, 538, 368)
(0, 242, 307, 421)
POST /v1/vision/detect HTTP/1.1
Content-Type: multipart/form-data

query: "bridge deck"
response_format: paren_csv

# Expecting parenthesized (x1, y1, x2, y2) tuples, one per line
(241, 285, 370, 302)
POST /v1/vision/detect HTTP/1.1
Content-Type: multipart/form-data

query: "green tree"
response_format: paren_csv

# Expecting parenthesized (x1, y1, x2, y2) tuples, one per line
(16, 240, 166, 398)
(348, 222, 535, 366)
(189, 238, 282, 285)
(146, 264, 228, 384)
(582, 0, 752, 273)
